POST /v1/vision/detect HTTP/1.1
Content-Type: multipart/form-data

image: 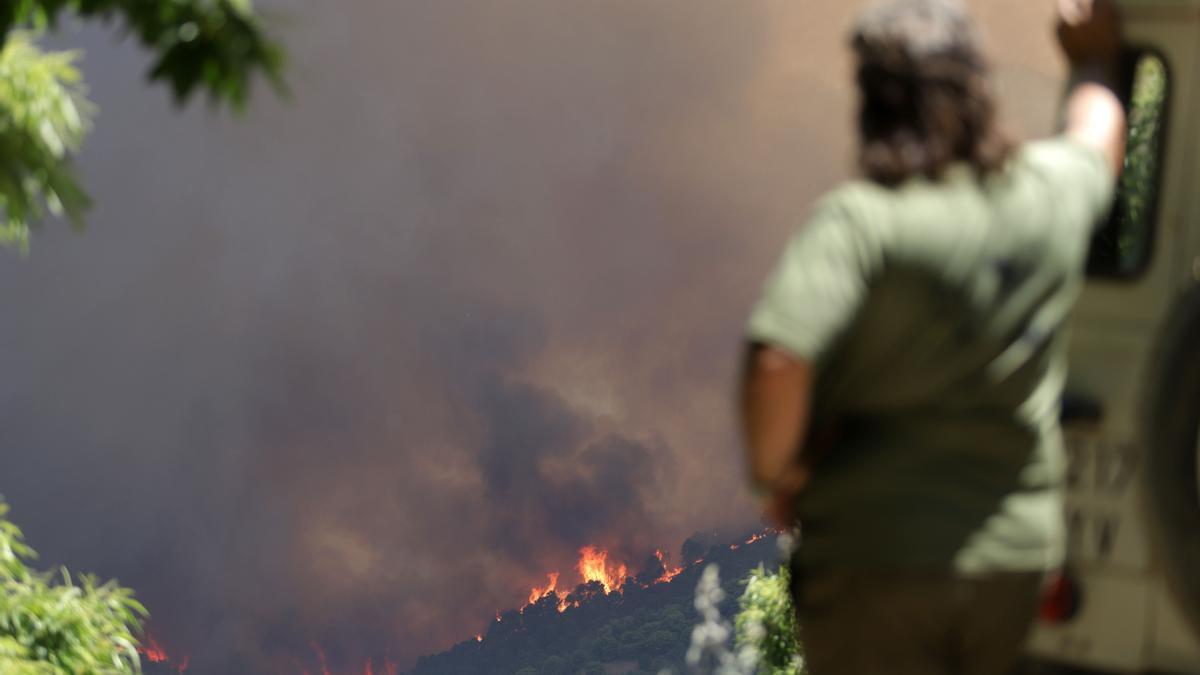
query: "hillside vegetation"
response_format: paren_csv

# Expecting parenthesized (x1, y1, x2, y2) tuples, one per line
(409, 533, 783, 675)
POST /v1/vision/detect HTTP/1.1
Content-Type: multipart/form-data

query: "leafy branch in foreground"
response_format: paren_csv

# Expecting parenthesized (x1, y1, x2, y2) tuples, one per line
(0, 500, 147, 674)
(734, 565, 804, 675)
(2, 0, 285, 107)
(0, 0, 284, 252)
(0, 33, 91, 253)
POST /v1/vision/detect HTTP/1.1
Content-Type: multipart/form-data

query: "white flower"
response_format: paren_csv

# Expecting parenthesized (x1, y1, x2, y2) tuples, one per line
(685, 564, 758, 675)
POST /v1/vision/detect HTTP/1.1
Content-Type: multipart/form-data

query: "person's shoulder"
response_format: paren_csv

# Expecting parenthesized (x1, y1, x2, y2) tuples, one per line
(812, 180, 893, 227)
(827, 178, 891, 203)
(1010, 136, 1115, 213)
(1014, 136, 1111, 179)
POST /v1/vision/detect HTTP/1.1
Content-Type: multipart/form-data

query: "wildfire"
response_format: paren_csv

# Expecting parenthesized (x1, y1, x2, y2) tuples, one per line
(577, 545, 628, 594)
(524, 570, 574, 613)
(653, 549, 683, 584)
(731, 530, 770, 551)
(310, 642, 331, 675)
(139, 634, 168, 663)
(137, 532, 780, 675)
(303, 643, 399, 675)
(527, 572, 559, 604)
(515, 546, 634, 617)
(137, 632, 189, 673)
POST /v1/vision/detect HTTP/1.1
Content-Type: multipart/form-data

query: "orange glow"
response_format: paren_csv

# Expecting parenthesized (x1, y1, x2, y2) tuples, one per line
(299, 642, 402, 675)
(140, 634, 168, 663)
(527, 572, 560, 604)
(733, 530, 771, 550)
(523, 571, 578, 613)
(310, 642, 332, 675)
(653, 549, 683, 584)
(144, 633, 400, 674)
(148, 535, 779, 673)
(577, 545, 628, 594)
(137, 632, 189, 673)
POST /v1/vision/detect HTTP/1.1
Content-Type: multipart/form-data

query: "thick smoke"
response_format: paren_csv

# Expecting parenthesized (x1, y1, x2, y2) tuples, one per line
(0, 1, 1061, 671)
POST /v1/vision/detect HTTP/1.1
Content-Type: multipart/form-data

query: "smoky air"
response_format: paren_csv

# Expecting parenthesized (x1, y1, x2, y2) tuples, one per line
(0, 1, 1061, 672)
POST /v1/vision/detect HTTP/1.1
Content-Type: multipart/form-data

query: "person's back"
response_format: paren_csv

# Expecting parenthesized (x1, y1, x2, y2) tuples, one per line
(766, 139, 1112, 573)
(738, 1, 1127, 674)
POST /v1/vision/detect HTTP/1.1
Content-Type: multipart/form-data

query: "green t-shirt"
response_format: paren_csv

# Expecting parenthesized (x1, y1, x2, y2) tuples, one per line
(747, 137, 1114, 574)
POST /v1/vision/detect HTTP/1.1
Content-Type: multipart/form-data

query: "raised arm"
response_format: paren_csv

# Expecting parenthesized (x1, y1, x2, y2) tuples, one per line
(1058, 0, 1127, 176)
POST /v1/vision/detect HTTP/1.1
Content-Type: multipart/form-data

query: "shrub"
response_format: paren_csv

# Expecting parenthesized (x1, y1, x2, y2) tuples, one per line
(733, 565, 804, 675)
(0, 500, 146, 674)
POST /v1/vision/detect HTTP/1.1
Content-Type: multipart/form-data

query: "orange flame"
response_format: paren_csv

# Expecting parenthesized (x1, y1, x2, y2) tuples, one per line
(142, 534, 785, 675)
(732, 530, 771, 550)
(654, 549, 683, 583)
(310, 642, 332, 675)
(301, 643, 401, 675)
(522, 571, 578, 613)
(528, 572, 559, 604)
(137, 632, 189, 673)
(140, 634, 168, 663)
(577, 545, 628, 594)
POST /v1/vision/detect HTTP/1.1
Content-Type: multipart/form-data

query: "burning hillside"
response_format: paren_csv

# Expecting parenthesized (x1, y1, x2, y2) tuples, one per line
(517, 542, 695, 617)
(139, 531, 776, 675)
(408, 530, 779, 675)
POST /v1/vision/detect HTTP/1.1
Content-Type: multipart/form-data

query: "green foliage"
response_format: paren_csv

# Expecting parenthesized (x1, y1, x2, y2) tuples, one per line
(0, 500, 147, 674)
(0, 0, 283, 251)
(734, 565, 804, 675)
(1113, 54, 1166, 269)
(2, 0, 284, 107)
(1090, 52, 1167, 276)
(0, 33, 90, 252)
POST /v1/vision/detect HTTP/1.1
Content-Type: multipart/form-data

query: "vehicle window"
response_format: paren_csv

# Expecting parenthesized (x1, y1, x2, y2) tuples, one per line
(1087, 51, 1168, 279)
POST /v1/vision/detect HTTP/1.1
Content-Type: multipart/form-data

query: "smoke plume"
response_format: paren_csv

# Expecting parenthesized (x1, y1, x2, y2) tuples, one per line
(0, 0, 1061, 671)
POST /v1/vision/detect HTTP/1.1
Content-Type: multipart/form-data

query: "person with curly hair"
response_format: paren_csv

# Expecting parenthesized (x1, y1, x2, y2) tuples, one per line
(739, 1, 1126, 673)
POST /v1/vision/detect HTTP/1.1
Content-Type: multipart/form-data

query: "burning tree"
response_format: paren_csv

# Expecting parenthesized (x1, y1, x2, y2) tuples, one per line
(0, 500, 146, 674)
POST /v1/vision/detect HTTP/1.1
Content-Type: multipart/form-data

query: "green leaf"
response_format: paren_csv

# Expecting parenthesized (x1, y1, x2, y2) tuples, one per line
(1, 1, 286, 251)
(0, 499, 145, 673)
(0, 31, 91, 251)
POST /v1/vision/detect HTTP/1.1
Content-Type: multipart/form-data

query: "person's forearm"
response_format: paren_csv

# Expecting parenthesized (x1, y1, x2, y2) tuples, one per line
(739, 344, 813, 493)
(1057, 0, 1127, 176)
(1064, 71, 1126, 175)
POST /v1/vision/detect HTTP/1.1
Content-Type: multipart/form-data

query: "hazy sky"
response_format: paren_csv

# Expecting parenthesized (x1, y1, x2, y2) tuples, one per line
(0, 1, 1062, 671)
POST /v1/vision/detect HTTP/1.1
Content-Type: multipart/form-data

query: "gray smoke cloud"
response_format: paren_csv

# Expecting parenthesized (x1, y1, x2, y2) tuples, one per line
(0, 1, 1062, 671)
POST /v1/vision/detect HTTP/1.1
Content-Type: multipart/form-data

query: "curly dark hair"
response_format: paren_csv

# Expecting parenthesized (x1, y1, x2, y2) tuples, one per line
(851, 0, 1014, 186)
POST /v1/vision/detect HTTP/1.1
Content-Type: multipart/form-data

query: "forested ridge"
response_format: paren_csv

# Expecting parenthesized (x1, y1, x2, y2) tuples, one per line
(408, 533, 780, 675)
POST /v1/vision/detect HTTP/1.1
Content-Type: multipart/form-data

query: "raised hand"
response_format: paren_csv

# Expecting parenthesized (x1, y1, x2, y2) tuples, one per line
(1057, 0, 1122, 65)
